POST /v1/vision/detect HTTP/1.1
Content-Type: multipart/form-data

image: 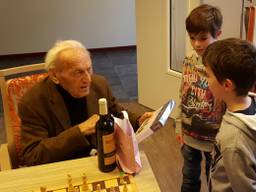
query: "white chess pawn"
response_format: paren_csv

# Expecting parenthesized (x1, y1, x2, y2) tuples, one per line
(96, 184, 101, 192)
(120, 175, 125, 185)
(67, 174, 75, 192)
(82, 173, 89, 192)
(123, 181, 128, 192)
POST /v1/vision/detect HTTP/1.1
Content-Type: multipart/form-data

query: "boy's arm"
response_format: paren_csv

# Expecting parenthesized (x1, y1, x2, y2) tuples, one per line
(174, 70, 186, 144)
(174, 56, 190, 145)
(223, 149, 256, 191)
(175, 104, 183, 144)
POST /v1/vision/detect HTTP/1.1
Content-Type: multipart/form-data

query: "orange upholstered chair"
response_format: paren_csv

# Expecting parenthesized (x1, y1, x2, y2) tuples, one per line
(0, 63, 47, 170)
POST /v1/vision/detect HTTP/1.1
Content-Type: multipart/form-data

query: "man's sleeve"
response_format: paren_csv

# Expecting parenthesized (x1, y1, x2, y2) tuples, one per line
(19, 101, 91, 166)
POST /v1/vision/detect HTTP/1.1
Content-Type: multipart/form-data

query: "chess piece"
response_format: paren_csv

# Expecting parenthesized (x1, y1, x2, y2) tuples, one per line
(67, 174, 75, 192)
(40, 186, 47, 192)
(123, 181, 128, 192)
(82, 173, 89, 192)
(96, 184, 101, 192)
(119, 173, 125, 185)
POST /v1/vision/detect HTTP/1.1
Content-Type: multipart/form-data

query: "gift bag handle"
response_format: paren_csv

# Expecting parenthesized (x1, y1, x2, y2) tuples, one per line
(122, 111, 129, 120)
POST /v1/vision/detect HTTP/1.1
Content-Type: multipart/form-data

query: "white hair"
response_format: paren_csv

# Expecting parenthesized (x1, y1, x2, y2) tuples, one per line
(45, 40, 86, 71)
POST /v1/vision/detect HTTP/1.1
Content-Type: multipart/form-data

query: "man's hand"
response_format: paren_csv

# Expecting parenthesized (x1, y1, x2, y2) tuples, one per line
(79, 114, 100, 135)
(138, 112, 154, 126)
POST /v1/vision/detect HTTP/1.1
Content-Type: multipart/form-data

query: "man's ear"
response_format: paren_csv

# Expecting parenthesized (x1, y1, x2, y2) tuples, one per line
(48, 69, 60, 84)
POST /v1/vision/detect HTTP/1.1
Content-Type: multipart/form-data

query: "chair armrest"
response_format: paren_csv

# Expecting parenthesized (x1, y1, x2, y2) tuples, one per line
(0, 143, 12, 170)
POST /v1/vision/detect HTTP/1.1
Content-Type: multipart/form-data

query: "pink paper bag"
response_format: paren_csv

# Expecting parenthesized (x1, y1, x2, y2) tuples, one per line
(114, 111, 142, 174)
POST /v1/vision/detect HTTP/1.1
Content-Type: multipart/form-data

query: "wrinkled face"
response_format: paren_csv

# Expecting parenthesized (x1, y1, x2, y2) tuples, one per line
(205, 65, 224, 100)
(189, 32, 217, 56)
(51, 48, 93, 98)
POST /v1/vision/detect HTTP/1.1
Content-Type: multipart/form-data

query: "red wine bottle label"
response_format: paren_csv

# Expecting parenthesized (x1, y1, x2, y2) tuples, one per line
(104, 155, 116, 165)
(102, 133, 116, 165)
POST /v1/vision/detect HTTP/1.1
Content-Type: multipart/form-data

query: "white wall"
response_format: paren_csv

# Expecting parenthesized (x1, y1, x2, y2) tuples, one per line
(185, 0, 243, 61)
(203, 0, 243, 39)
(0, 0, 136, 55)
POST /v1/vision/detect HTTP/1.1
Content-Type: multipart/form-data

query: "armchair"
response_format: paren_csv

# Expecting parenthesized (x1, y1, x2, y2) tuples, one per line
(0, 63, 47, 170)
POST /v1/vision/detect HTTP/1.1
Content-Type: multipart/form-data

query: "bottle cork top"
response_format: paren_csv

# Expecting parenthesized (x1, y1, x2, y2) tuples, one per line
(98, 98, 108, 115)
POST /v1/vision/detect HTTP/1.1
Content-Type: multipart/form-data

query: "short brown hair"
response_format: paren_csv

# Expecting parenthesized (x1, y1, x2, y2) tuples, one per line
(203, 38, 256, 96)
(186, 4, 222, 38)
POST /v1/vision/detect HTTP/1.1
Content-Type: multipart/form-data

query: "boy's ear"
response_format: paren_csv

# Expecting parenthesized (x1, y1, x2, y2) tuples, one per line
(48, 69, 60, 84)
(216, 30, 222, 38)
(223, 79, 234, 91)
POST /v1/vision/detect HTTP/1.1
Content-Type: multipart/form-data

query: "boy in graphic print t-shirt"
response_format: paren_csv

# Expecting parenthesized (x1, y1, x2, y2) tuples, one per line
(175, 4, 226, 192)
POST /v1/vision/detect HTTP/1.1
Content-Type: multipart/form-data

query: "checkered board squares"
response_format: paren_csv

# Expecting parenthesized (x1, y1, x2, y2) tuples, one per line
(40, 175, 138, 192)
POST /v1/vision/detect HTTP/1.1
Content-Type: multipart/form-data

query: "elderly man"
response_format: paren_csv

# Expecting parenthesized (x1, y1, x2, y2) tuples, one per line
(19, 40, 151, 166)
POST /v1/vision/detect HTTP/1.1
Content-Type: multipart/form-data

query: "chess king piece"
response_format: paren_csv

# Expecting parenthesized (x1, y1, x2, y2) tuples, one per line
(96, 98, 116, 172)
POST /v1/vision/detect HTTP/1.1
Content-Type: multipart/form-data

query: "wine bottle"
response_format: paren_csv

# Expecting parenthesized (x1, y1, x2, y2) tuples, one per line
(96, 98, 116, 172)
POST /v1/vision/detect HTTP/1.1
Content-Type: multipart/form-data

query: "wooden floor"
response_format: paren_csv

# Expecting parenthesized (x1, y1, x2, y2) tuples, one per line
(120, 101, 208, 192)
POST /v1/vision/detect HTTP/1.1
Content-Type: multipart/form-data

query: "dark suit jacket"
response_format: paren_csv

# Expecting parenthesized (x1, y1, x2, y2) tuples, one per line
(19, 74, 139, 166)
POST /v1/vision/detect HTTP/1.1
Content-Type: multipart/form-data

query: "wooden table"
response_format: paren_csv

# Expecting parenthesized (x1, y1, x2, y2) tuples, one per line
(0, 151, 160, 192)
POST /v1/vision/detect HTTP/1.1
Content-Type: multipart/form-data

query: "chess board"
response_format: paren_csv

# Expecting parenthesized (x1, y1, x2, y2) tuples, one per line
(37, 174, 138, 192)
